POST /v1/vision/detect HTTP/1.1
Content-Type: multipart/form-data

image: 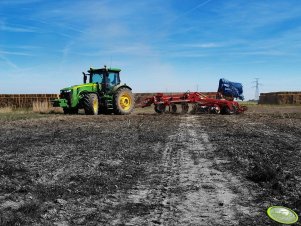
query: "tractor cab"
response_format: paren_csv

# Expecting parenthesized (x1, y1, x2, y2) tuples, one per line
(83, 66, 121, 91)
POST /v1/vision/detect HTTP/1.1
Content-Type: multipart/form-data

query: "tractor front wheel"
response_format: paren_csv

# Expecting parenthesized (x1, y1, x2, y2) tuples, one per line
(113, 88, 134, 115)
(82, 93, 99, 115)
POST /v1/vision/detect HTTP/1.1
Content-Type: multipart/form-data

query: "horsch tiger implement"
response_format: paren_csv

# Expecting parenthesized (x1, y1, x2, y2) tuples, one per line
(141, 79, 247, 114)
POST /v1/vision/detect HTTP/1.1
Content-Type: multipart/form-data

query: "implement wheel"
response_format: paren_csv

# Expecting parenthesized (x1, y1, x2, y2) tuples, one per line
(170, 104, 177, 113)
(113, 88, 134, 115)
(154, 104, 166, 113)
(181, 103, 189, 114)
(82, 93, 99, 115)
(220, 105, 235, 115)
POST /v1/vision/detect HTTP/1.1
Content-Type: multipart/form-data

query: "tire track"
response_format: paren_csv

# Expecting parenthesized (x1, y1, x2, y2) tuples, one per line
(113, 116, 243, 225)
(174, 116, 239, 225)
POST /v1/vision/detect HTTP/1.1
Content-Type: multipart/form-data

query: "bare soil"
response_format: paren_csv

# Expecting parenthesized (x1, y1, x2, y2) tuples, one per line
(0, 105, 301, 225)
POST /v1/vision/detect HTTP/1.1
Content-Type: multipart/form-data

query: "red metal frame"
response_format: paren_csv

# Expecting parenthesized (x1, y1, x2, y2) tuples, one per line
(141, 92, 247, 114)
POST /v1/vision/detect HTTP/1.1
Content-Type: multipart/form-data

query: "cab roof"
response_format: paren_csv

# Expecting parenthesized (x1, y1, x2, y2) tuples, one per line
(88, 67, 121, 73)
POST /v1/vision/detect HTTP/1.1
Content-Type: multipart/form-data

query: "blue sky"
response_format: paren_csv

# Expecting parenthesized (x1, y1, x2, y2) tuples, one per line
(1, 0, 301, 100)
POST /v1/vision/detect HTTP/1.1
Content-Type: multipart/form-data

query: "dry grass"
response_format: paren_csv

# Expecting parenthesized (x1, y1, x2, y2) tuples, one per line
(32, 101, 51, 113)
(0, 101, 61, 121)
(0, 107, 13, 113)
(32, 101, 62, 114)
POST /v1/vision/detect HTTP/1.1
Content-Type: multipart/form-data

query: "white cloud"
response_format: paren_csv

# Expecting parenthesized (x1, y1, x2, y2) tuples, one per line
(0, 50, 33, 56)
(0, 0, 42, 5)
(180, 43, 221, 48)
(0, 55, 18, 69)
(0, 24, 36, 33)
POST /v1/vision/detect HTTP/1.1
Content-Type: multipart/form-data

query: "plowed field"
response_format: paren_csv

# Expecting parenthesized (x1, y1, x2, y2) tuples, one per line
(0, 105, 301, 225)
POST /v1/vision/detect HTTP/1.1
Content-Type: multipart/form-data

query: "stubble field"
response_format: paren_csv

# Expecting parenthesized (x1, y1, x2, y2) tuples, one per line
(0, 105, 301, 225)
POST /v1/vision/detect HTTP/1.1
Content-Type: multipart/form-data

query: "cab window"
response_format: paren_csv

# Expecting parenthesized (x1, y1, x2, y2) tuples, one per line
(91, 73, 104, 83)
(108, 72, 119, 86)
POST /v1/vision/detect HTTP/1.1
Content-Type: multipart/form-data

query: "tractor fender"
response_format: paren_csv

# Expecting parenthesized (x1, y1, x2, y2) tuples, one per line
(111, 84, 132, 93)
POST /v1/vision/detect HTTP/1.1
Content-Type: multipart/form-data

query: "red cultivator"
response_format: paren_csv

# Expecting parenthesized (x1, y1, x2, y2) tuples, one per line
(141, 92, 247, 114)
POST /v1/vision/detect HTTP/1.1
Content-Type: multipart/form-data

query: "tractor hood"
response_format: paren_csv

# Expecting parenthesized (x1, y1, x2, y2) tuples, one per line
(60, 83, 97, 92)
(59, 83, 99, 97)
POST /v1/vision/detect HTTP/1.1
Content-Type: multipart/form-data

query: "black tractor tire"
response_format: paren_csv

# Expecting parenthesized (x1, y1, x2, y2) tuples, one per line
(63, 107, 78, 114)
(154, 104, 166, 113)
(82, 93, 99, 115)
(113, 88, 134, 115)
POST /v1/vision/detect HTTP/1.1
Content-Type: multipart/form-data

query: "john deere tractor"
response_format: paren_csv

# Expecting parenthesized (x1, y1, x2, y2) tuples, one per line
(52, 66, 134, 115)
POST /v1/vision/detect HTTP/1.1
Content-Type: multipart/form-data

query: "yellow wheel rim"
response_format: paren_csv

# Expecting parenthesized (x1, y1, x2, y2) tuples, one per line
(120, 93, 132, 111)
(93, 98, 98, 113)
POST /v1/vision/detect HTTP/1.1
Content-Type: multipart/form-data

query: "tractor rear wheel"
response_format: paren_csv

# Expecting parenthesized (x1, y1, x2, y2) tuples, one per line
(113, 88, 134, 115)
(82, 93, 99, 115)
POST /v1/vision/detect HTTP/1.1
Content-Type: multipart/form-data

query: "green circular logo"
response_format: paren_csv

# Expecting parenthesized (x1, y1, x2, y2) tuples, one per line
(267, 206, 299, 224)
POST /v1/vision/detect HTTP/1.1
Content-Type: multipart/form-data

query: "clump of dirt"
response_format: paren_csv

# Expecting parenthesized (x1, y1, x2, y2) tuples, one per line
(247, 159, 278, 183)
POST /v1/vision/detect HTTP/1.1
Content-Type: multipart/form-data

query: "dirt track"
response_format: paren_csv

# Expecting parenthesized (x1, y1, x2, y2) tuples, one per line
(0, 107, 301, 225)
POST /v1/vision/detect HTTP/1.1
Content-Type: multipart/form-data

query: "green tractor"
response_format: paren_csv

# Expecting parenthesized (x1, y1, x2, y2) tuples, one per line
(52, 66, 134, 115)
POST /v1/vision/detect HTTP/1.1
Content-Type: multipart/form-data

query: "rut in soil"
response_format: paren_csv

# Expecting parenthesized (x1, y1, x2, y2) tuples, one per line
(105, 116, 246, 225)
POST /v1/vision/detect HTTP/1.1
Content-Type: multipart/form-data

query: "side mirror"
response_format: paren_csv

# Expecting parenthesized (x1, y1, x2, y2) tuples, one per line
(83, 72, 87, 83)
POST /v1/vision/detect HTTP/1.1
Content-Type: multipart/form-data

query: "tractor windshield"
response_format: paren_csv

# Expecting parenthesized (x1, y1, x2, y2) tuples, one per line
(91, 72, 104, 83)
